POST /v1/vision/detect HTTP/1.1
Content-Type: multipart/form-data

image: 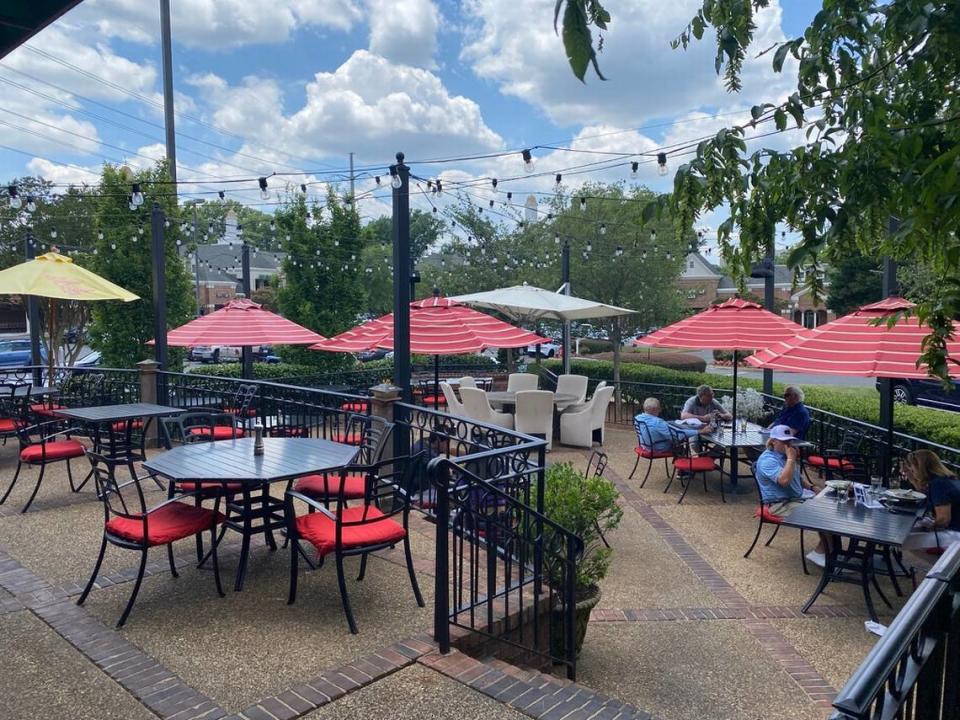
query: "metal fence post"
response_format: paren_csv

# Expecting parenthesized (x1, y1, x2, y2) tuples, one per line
(137, 359, 161, 447)
(431, 457, 450, 653)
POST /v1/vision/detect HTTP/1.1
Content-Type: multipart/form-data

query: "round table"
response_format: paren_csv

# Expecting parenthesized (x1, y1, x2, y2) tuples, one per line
(486, 391, 580, 408)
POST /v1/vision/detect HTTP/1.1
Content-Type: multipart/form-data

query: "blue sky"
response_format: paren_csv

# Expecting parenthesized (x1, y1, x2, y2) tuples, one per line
(1, 0, 816, 246)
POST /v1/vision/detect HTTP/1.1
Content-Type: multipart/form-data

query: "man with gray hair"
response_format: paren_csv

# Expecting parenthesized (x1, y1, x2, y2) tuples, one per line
(766, 385, 811, 439)
(634, 397, 714, 453)
(681, 385, 732, 424)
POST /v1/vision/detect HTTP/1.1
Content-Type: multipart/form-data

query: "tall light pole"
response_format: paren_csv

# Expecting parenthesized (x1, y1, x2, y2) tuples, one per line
(159, 0, 177, 186)
(561, 239, 571, 374)
(391, 152, 411, 404)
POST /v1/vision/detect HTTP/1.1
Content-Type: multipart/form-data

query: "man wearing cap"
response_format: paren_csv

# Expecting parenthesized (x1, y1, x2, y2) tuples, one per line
(755, 425, 827, 565)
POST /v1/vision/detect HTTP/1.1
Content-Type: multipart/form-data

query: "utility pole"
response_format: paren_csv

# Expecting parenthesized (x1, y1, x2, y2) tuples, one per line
(241, 241, 253, 379)
(391, 152, 411, 405)
(561, 239, 571, 374)
(349, 152, 355, 204)
(25, 228, 41, 384)
(750, 253, 776, 396)
(159, 0, 177, 186)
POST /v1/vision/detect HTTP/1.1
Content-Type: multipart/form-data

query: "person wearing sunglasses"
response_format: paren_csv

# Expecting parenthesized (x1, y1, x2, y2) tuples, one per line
(766, 385, 811, 439)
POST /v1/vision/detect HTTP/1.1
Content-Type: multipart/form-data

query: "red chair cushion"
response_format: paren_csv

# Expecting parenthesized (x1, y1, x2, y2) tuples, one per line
(20, 439, 85, 463)
(0, 418, 24, 433)
(421, 396, 447, 406)
(188, 426, 244, 440)
(296, 505, 406, 558)
(341, 402, 367, 412)
(294, 473, 367, 499)
(673, 456, 717, 473)
(110, 420, 144, 433)
(30, 403, 67, 416)
(754, 505, 784, 523)
(223, 407, 258, 418)
(635, 446, 675, 459)
(175, 481, 244, 494)
(106, 502, 226, 547)
(806, 455, 854, 471)
(330, 431, 361, 445)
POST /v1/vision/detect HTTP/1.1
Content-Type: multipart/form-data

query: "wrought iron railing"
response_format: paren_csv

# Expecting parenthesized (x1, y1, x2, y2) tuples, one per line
(276, 362, 502, 395)
(830, 543, 960, 719)
(2, 364, 142, 406)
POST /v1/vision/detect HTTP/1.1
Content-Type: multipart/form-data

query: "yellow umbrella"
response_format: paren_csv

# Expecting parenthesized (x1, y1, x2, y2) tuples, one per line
(0, 252, 139, 379)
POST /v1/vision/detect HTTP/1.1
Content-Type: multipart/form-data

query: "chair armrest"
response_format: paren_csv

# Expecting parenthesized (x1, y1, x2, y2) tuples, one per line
(32, 425, 84, 444)
(284, 490, 338, 521)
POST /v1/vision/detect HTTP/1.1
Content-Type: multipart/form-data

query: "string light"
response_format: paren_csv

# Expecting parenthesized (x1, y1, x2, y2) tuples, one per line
(657, 152, 668, 176)
(600, 223, 607, 235)
(6, 185, 21, 209)
(615, 245, 624, 257)
(554, 233, 560, 244)
(491, 178, 498, 189)
(25, 196, 36, 213)
(258, 177, 270, 200)
(521, 149, 535, 173)
(579, 197, 587, 212)
(555, 173, 562, 185)
(131, 183, 144, 207)
(218, 190, 225, 199)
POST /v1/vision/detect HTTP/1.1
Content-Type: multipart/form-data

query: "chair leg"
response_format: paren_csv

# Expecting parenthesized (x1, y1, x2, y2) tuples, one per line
(0, 461, 22, 505)
(764, 523, 781, 547)
(67, 459, 91, 493)
(335, 553, 359, 634)
(287, 540, 299, 605)
(78, 536, 108, 606)
(357, 553, 368, 582)
(639, 458, 654, 487)
(800, 530, 809, 575)
(677, 473, 692, 504)
(209, 525, 224, 598)
(117, 550, 149, 628)
(167, 544, 179, 578)
(403, 535, 425, 607)
(744, 518, 764, 559)
(628, 453, 641, 480)
(21, 464, 45, 513)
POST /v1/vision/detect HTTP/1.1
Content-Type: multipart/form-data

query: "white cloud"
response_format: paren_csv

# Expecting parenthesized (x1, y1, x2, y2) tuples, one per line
(76, 0, 364, 49)
(25, 158, 101, 186)
(461, 0, 797, 128)
(366, 0, 439, 68)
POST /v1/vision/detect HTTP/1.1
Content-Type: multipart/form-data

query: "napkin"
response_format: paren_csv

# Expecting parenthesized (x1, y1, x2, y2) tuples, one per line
(676, 418, 703, 427)
(865, 621, 887, 637)
(853, 483, 884, 509)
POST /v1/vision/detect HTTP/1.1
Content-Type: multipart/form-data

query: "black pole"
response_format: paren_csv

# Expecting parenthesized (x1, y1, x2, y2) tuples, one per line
(159, 0, 177, 185)
(151, 203, 168, 404)
(25, 229, 42, 385)
(392, 153, 412, 405)
(241, 242, 253, 379)
(763, 251, 775, 396)
(732, 349, 739, 424)
(879, 217, 901, 480)
(433, 354, 440, 410)
(561, 240, 571, 374)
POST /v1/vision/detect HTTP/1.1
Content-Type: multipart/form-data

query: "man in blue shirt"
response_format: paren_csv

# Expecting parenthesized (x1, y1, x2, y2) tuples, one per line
(767, 385, 811, 439)
(634, 397, 713, 451)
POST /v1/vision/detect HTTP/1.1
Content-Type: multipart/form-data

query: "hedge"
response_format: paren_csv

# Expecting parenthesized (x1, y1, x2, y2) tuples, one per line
(544, 359, 960, 448)
(184, 363, 323, 380)
(586, 351, 706, 372)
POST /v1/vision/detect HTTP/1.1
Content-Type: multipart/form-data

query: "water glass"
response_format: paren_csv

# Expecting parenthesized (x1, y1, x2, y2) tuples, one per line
(870, 475, 882, 496)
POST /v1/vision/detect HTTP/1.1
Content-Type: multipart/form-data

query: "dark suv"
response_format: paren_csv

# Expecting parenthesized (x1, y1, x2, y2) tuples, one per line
(882, 378, 960, 412)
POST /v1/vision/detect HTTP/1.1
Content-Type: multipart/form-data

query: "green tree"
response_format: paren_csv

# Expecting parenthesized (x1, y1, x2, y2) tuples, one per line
(826, 252, 883, 316)
(89, 162, 194, 368)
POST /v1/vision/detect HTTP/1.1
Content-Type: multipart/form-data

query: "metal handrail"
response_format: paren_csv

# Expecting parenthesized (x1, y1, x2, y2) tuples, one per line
(830, 543, 960, 719)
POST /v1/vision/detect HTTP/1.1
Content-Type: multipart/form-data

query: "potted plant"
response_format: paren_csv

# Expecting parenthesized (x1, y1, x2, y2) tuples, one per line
(536, 461, 623, 656)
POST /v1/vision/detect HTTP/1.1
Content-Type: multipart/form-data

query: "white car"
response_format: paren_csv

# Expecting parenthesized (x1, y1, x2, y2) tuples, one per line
(526, 340, 562, 358)
(189, 345, 241, 363)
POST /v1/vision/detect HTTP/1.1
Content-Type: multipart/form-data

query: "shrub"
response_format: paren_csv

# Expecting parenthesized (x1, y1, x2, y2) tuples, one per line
(713, 349, 753, 362)
(577, 338, 614, 354)
(588, 350, 706, 372)
(543, 359, 960, 448)
(185, 363, 322, 380)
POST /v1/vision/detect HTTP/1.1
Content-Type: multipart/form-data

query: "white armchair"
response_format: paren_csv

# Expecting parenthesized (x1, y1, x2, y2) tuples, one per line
(514, 390, 554, 450)
(460, 388, 514, 430)
(440, 382, 464, 416)
(555, 374, 588, 409)
(559, 385, 614, 448)
(507, 373, 539, 392)
(457, 376, 477, 389)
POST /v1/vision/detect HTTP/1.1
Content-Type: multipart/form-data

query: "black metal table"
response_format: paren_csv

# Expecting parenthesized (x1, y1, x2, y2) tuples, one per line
(56, 403, 184, 461)
(145, 437, 359, 591)
(12, 385, 59, 398)
(781, 492, 923, 620)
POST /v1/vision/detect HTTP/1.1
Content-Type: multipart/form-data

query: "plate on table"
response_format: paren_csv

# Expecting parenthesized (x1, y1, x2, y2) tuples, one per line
(825, 480, 852, 493)
(882, 488, 926, 503)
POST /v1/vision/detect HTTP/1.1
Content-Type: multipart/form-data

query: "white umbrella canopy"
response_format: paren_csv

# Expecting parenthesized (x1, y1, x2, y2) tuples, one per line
(450, 284, 635, 322)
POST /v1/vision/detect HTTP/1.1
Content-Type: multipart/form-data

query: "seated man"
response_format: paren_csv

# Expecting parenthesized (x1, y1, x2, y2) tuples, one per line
(755, 425, 826, 565)
(681, 384, 732, 424)
(634, 397, 713, 452)
(767, 385, 811, 439)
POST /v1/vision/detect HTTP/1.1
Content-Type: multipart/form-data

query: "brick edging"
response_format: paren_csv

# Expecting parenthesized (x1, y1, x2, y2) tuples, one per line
(591, 604, 861, 622)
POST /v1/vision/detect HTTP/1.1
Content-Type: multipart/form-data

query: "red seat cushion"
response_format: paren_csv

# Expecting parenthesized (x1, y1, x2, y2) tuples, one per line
(329, 431, 361, 445)
(754, 505, 784, 523)
(110, 419, 144, 433)
(635, 446, 675, 459)
(106, 502, 226, 546)
(20, 439, 85, 463)
(296, 505, 406, 558)
(341, 402, 367, 412)
(30, 403, 67, 416)
(673, 456, 717, 473)
(175, 481, 244, 494)
(294, 473, 367, 499)
(806, 455, 854, 471)
(188, 426, 244, 440)
(421, 396, 447, 406)
(0, 418, 24, 433)
(223, 407, 258, 418)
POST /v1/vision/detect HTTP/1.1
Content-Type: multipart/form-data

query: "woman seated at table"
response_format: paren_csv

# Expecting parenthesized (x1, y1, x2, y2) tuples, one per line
(756, 426, 826, 565)
(902, 449, 960, 552)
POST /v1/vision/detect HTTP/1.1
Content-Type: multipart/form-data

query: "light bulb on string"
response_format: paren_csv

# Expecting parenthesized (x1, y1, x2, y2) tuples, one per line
(110, 242, 116, 250)
(631, 161, 639, 178)
(657, 152, 668, 176)
(579, 197, 586, 212)
(374, 176, 381, 186)
(586, 241, 592, 253)
(258, 177, 270, 200)
(615, 245, 624, 257)
(650, 229, 657, 243)
(218, 190, 225, 199)
(131, 183, 144, 207)
(49, 227, 57, 240)
(128, 196, 136, 211)
(554, 233, 560, 244)
(138, 225, 145, 236)
(389, 167, 402, 189)
(25, 197, 36, 213)
(97, 231, 104, 241)
(555, 173, 562, 185)
(600, 223, 606, 235)
(7, 186, 21, 210)
(521, 149, 535, 173)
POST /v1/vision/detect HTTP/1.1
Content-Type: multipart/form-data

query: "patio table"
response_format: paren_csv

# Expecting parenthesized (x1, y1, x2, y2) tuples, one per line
(12, 385, 59, 398)
(486, 391, 579, 409)
(781, 490, 923, 621)
(144, 437, 358, 591)
(56, 403, 184, 461)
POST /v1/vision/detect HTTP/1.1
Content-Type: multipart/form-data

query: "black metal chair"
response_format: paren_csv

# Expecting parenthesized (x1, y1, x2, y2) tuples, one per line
(629, 418, 679, 487)
(667, 430, 723, 504)
(0, 416, 87, 513)
(77, 451, 225, 627)
(0, 383, 29, 445)
(160, 411, 239, 448)
(224, 383, 258, 423)
(585, 450, 612, 548)
(743, 463, 809, 575)
(285, 452, 425, 634)
(804, 429, 862, 482)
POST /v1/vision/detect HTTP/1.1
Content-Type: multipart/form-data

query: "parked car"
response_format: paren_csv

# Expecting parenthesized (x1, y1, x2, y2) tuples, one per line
(882, 378, 960, 412)
(188, 346, 241, 364)
(0, 337, 46, 367)
(252, 346, 281, 363)
(74, 350, 102, 367)
(527, 339, 562, 358)
(358, 349, 390, 362)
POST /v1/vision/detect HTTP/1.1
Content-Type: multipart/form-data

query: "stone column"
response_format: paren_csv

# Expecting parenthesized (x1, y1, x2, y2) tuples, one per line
(369, 383, 402, 460)
(137, 359, 161, 448)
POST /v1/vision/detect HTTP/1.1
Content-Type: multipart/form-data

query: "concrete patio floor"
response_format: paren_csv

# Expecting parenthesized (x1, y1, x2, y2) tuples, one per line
(0, 423, 908, 720)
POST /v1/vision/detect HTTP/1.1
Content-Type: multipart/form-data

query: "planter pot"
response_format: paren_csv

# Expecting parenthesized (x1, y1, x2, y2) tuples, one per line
(551, 585, 602, 659)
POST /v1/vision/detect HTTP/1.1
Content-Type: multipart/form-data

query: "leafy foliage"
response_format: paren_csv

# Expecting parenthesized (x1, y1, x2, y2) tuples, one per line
(826, 251, 883, 316)
(535, 461, 623, 591)
(555, 0, 610, 81)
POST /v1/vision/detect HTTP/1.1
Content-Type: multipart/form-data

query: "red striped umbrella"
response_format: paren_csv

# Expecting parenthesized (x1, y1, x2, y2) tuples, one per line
(159, 298, 326, 347)
(746, 297, 960, 378)
(635, 297, 802, 422)
(634, 297, 802, 350)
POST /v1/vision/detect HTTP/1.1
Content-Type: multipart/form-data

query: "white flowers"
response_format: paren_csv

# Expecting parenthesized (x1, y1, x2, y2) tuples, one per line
(720, 388, 765, 421)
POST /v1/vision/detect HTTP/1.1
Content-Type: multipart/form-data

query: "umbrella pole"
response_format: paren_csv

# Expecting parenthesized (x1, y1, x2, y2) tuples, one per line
(731, 349, 738, 423)
(48, 298, 56, 385)
(434, 355, 439, 410)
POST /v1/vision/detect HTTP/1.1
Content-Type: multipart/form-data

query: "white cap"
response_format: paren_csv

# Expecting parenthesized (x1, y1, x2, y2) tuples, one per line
(769, 425, 795, 441)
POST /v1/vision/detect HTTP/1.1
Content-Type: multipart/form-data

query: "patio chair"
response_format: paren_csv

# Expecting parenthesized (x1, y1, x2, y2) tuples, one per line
(292, 415, 394, 505)
(507, 373, 538, 392)
(804, 430, 861, 481)
(457, 376, 478, 390)
(285, 453, 426, 634)
(629, 417, 680, 487)
(77, 451, 225, 627)
(160, 411, 241, 447)
(417, 378, 447, 410)
(585, 450, 612, 548)
(460, 387, 514, 430)
(223, 383, 258, 419)
(440, 381, 464, 416)
(0, 417, 88, 513)
(667, 432, 723, 504)
(559, 384, 613, 448)
(514, 390, 554, 450)
(0, 383, 29, 445)
(743, 463, 809, 574)
(555, 374, 588, 409)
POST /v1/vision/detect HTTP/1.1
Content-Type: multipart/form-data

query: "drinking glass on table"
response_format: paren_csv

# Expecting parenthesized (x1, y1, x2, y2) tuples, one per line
(870, 475, 882, 497)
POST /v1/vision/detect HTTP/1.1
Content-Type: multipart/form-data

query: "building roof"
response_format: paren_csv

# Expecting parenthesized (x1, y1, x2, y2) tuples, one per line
(717, 264, 794, 290)
(196, 266, 239, 285)
(194, 243, 286, 272)
(681, 252, 723, 279)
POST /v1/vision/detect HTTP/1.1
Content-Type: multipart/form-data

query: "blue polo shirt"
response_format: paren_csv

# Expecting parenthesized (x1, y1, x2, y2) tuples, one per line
(928, 475, 960, 531)
(755, 448, 803, 503)
(771, 403, 811, 439)
(634, 413, 697, 451)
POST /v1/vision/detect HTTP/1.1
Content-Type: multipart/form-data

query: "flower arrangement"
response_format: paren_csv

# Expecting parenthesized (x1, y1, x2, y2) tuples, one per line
(720, 387, 765, 421)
